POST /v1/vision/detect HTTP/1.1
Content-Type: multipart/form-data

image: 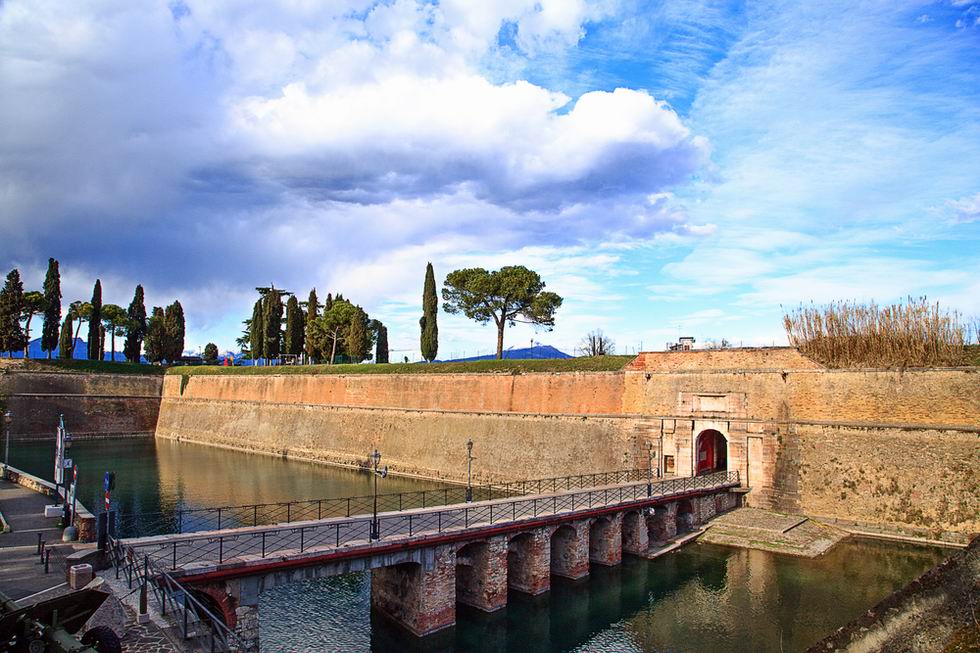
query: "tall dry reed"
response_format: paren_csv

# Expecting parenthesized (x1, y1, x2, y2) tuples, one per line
(782, 297, 966, 368)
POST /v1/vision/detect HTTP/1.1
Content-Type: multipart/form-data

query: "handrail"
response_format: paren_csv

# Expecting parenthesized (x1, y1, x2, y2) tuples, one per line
(116, 468, 650, 538)
(123, 471, 739, 571)
(109, 536, 247, 652)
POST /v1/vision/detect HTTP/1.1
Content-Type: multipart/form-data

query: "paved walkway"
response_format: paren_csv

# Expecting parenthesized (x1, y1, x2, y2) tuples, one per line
(124, 472, 737, 574)
(0, 478, 84, 601)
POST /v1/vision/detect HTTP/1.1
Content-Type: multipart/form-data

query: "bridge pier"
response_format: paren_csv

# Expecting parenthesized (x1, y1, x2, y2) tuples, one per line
(589, 514, 623, 566)
(649, 502, 678, 543)
(550, 520, 590, 580)
(622, 509, 649, 556)
(234, 604, 260, 653)
(456, 535, 508, 611)
(507, 530, 551, 595)
(370, 544, 456, 636)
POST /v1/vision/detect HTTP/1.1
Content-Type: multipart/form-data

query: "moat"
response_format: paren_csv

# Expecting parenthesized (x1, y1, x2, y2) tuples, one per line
(11, 438, 950, 653)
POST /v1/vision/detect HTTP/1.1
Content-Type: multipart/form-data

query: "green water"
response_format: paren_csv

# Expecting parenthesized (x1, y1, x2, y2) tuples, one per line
(8, 438, 950, 652)
(260, 538, 947, 653)
(8, 438, 447, 519)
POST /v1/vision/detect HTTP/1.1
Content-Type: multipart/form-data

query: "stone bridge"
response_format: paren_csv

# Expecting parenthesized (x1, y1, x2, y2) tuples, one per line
(117, 471, 740, 651)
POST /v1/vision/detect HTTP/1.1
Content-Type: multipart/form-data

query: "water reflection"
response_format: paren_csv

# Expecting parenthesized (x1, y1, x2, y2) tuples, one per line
(10, 437, 446, 532)
(260, 539, 947, 653)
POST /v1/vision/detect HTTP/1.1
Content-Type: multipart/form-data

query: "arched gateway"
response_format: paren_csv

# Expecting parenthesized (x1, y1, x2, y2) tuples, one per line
(695, 429, 728, 475)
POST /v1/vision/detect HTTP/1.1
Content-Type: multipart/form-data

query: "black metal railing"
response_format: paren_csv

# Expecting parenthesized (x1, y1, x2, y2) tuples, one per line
(109, 537, 248, 652)
(124, 471, 738, 571)
(116, 468, 650, 538)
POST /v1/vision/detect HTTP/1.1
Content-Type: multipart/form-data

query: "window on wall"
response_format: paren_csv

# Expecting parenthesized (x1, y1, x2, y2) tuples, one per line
(663, 455, 675, 475)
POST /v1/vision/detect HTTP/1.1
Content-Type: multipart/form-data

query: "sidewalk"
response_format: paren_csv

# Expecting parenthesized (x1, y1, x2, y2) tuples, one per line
(0, 478, 84, 601)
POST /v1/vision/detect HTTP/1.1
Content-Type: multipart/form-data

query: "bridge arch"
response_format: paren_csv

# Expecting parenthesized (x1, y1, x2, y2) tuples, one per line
(694, 429, 728, 475)
(550, 522, 589, 579)
(507, 531, 550, 595)
(189, 586, 235, 630)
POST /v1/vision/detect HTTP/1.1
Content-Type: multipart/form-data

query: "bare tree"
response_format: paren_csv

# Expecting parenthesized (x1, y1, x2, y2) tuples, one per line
(578, 330, 615, 357)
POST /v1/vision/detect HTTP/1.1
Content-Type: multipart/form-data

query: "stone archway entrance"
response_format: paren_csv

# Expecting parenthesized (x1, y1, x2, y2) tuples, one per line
(695, 429, 727, 475)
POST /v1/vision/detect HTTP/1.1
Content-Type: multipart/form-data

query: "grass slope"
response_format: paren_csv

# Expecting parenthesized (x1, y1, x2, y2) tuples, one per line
(18, 359, 166, 375)
(167, 356, 636, 377)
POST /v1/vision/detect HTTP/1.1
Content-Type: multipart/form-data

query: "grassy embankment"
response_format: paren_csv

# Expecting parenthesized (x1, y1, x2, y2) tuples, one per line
(14, 359, 167, 375)
(166, 356, 636, 377)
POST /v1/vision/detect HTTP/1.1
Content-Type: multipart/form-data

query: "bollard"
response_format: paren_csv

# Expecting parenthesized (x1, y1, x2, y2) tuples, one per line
(44, 549, 50, 574)
(138, 578, 149, 624)
(39, 540, 45, 561)
(36, 532, 42, 555)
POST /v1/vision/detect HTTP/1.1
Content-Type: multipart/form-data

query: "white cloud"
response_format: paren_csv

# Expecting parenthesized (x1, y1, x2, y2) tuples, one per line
(946, 192, 980, 223)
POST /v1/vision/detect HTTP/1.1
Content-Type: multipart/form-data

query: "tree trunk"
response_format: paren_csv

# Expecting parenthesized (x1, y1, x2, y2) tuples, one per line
(24, 315, 33, 357)
(330, 330, 338, 365)
(111, 330, 116, 362)
(496, 322, 505, 360)
(72, 320, 84, 357)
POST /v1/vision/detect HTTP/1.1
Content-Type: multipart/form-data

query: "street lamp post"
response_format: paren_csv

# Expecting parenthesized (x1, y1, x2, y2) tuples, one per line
(2, 410, 12, 480)
(465, 439, 475, 502)
(647, 442, 654, 497)
(370, 449, 387, 541)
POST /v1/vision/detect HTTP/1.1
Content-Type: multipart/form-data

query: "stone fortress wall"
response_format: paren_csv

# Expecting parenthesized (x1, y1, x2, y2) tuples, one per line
(154, 348, 979, 543)
(0, 367, 162, 439)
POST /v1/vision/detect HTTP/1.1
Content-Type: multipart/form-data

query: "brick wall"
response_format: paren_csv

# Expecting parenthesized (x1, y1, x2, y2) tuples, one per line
(0, 370, 162, 439)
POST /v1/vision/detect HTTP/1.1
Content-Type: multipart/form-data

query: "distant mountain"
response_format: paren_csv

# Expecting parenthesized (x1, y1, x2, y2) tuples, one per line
(9, 337, 134, 362)
(438, 344, 572, 363)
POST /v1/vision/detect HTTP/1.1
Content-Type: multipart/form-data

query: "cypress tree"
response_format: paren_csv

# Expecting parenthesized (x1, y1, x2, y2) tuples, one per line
(86, 280, 102, 360)
(304, 289, 319, 363)
(249, 298, 265, 363)
(376, 324, 389, 364)
(41, 258, 61, 359)
(284, 295, 304, 357)
(263, 292, 283, 362)
(346, 306, 369, 363)
(163, 301, 185, 363)
(0, 269, 26, 357)
(58, 313, 73, 359)
(420, 262, 438, 362)
(325, 293, 333, 311)
(145, 307, 166, 364)
(124, 285, 147, 363)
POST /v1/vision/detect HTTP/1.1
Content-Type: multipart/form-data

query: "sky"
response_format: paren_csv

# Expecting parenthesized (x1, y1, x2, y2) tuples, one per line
(1, 0, 978, 360)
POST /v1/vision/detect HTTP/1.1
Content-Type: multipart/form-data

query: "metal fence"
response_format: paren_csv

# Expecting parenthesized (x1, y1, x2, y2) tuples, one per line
(110, 539, 246, 652)
(127, 471, 738, 570)
(116, 468, 651, 538)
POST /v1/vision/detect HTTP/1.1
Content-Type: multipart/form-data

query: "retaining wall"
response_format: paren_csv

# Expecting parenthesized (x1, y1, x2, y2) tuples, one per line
(0, 370, 162, 439)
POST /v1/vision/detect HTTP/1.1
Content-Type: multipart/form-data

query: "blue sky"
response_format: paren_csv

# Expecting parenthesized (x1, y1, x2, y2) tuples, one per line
(1, 0, 978, 359)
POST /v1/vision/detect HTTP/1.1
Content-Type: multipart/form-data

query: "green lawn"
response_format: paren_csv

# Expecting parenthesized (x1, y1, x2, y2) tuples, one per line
(166, 356, 636, 377)
(19, 359, 166, 375)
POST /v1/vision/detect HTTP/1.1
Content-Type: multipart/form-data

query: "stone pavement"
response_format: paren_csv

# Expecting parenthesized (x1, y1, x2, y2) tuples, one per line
(0, 478, 87, 601)
(701, 507, 848, 557)
(118, 605, 180, 653)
